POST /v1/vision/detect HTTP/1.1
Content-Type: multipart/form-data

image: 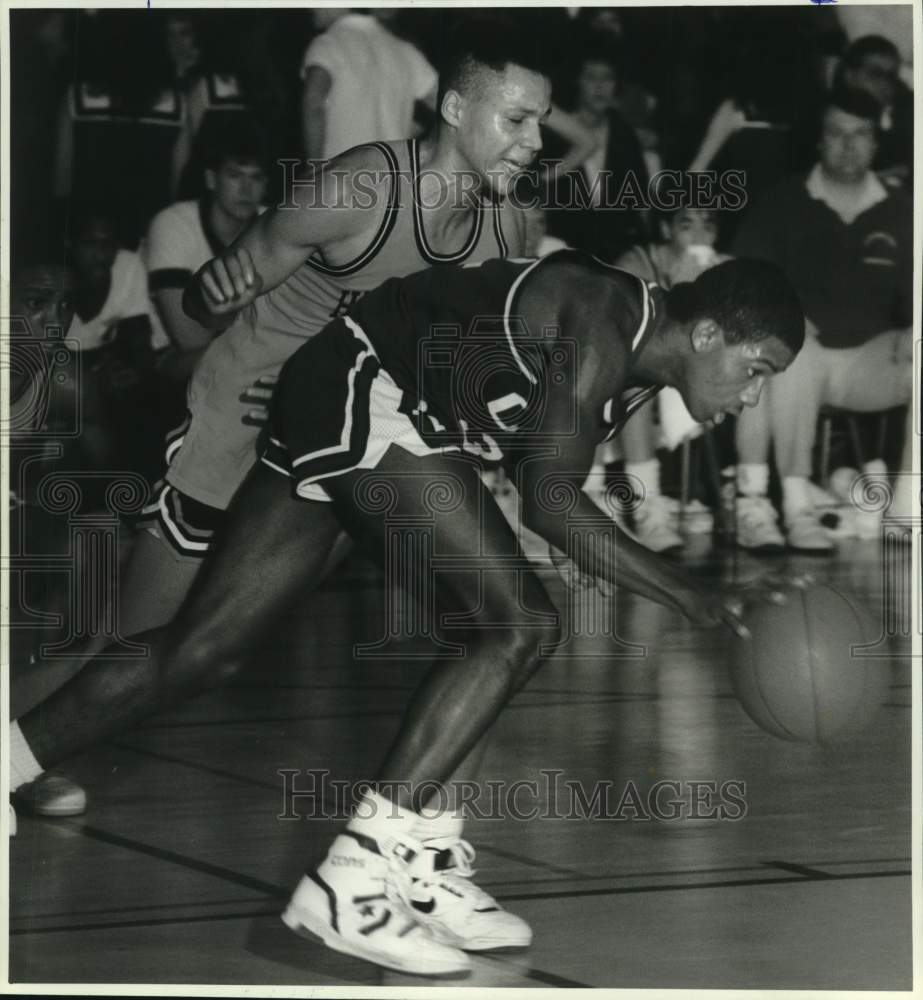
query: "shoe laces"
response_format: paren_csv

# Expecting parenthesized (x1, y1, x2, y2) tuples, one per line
(419, 838, 499, 910)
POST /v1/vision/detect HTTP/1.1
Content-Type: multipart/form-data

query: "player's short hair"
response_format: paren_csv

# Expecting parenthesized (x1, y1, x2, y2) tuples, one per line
(200, 113, 270, 173)
(667, 258, 805, 354)
(841, 34, 900, 71)
(436, 15, 550, 109)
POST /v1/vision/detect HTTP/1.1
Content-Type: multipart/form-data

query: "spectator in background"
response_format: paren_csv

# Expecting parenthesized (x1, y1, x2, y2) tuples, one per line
(837, 35, 913, 188)
(731, 88, 912, 551)
(545, 39, 650, 263)
(8, 261, 88, 823)
(146, 116, 268, 384)
(53, 11, 186, 247)
(300, 8, 437, 160)
(164, 12, 202, 87)
(64, 206, 164, 475)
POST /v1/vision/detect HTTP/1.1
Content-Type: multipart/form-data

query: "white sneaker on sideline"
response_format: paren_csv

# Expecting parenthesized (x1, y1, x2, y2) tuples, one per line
(402, 833, 532, 951)
(282, 832, 470, 977)
(735, 496, 785, 552)
(633, 494, 683, 553)
(785, 509, 834, 553)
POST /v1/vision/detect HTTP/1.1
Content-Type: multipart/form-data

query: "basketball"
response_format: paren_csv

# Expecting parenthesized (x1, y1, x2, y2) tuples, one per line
(730, 584, 889, 743)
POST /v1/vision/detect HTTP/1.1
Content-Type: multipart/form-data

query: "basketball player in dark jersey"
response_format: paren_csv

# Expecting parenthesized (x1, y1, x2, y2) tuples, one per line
(11, 250, 804, 974)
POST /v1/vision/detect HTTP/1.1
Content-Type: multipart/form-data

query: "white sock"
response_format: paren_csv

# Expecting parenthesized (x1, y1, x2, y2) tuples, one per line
(625, 458, 661, 497)
(9, 721, 43, 792)
(782, 476, 811, 517)
(346, 789, 418, 847)
(413, 805, 464, 842)
(737, 463, 769, 497)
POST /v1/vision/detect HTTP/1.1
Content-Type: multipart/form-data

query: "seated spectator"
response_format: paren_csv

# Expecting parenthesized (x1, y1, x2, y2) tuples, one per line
(64, 206, 165, 475)
(545, 38, 651, 263)
(8, 260, 88, 820)
(836, 35, 913, 188)
(300, 8, 437, 160)
(731, 87, 912, 551)
(613, 207, 730, 551)
(145, 115, 268, 383)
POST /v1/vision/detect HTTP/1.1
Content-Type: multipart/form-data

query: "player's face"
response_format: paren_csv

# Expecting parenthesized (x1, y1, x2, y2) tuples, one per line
(819, 108, 877, 184)
(208, 160, 267, 222)
(12, 266, 76, 335)
(455, 64, 551, 197)
(682, 332, 794, 425)
(72, 219, 118, 286)
(578, 60, 616, 117)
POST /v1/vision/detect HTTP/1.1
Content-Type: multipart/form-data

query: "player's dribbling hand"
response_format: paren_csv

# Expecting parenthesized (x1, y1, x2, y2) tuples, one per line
(677, 587, 753, 640)
(196, 248, 264, 316)
(684, 572, 816, 640)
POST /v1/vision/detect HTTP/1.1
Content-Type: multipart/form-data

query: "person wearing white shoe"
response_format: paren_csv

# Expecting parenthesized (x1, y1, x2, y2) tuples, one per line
(731, 86, 912, 554)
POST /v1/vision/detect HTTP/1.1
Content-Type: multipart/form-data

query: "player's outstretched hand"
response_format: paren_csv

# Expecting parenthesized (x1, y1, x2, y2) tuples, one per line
(241, 373, 279, 427)
(680, 572, 817, 640)
(196, 248, 264, 317)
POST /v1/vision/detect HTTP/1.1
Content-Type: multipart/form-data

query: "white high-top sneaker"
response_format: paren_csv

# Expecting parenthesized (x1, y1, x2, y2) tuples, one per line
(400, 815, 532, 951)
(283, 828, 470, 976)
(284, 791, 470, 977)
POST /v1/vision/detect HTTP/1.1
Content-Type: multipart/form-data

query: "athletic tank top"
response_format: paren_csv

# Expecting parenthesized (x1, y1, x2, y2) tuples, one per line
(350, 249, 660, 458)
(246, 138, 511, 348)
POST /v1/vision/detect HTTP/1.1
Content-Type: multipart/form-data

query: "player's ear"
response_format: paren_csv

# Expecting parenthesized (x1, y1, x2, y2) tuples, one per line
(204, 168, 217, 193)
(690, 318, 723, 353)
(441, 89, 464, 129)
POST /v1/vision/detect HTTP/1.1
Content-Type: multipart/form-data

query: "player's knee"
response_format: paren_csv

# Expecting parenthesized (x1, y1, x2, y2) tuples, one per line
(165, 629, 247, 691)
(505, 617, 560, 677)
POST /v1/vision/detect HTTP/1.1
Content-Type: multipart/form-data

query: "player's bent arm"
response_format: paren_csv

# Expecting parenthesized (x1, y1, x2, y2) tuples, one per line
(184, 146, 386, 328)
(514, 273, 735, 629)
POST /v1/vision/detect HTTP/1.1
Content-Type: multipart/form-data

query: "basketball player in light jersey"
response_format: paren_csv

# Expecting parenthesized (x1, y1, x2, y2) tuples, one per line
(16, 25, 545, 695)
(11, 250, 804, 974)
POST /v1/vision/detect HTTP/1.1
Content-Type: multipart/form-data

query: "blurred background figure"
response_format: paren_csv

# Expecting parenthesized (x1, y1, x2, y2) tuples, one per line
(64, 205, 165, 479)
(147, 115, 269, 387)
(300, 8, 437, 160)
(731, 87, 912, 552)
(836, 35, 913, 188)
(545, 37, 651, 263)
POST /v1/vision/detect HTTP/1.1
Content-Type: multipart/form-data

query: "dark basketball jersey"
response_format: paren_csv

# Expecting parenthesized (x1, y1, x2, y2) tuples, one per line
(349, 249, 661, 457)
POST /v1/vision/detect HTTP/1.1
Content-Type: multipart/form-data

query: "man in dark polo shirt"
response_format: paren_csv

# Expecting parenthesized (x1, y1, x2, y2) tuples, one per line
(730, 87, 912, 551)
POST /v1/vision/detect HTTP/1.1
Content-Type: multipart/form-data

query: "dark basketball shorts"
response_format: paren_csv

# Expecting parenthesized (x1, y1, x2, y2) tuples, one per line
(137, 416, 226, 557)
(261, 316, 457, 502)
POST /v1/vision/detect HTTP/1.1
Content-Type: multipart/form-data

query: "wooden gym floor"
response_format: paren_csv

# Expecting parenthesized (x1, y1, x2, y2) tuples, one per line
(7, 534, 914, 991)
